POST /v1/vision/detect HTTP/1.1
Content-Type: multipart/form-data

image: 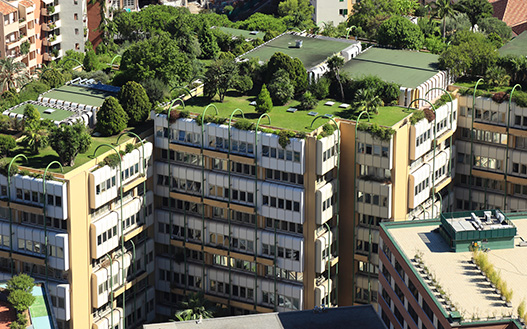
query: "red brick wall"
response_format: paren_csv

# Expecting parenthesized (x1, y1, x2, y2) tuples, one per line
(87, 1, 102, 49)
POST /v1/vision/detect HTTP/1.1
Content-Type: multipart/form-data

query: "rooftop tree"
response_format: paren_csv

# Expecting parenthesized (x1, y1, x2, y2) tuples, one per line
(118, 81, 151, 125)
(204, 59, 240, 102)
(377, 15, 424, 50)
(96, 96, 128, 136)
(49, 122, 92, 166)
(255, 84, 273, 115)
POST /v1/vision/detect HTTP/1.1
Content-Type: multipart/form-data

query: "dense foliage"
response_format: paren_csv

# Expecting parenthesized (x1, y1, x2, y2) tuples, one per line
(118, 81, 151, 125)
(97, 97, 128, 136)
(377, 16, 424, 50)
(49, 123, 92, 166)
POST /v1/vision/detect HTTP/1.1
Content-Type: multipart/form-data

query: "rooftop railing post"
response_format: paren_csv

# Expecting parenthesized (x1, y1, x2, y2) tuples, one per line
(7, 154, 27, 275)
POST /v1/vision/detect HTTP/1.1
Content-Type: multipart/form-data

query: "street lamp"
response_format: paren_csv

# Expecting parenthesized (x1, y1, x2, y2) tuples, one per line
(92, 143, 126, 328)
(310, 115, 340, 305)
(7, 154, 27, 275)
(254, 113, 271, 310)
(43, 160, 64, 284)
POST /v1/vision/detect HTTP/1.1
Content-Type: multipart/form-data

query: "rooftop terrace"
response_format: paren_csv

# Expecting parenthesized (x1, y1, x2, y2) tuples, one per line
(499, 31, 527, 57)
(384, 214, 527, 321)
(241, 33, 356, 69)
(42, 85, 117, 107)
(181, 94, 413, 132)
(9, 103, 75, 121)
(341, 47, 440, 89)
(216, 27, 265, 40)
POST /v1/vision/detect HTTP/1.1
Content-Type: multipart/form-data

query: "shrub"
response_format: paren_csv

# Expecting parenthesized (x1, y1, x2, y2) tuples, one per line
(513, 91, 527, 108)
(16, 312, 27, 327)
(49, 123, 92, 166)
(233, 118, 254, 131)
(96, 96, 128, 136)
(518, 299, 526, 318)
(8, 290, 34, 313)
(255, 84, 272, 115)
(141, 78, 170, 105)
(423, 108, 436, 122)
(278, 130, 296, 149)
(318, 123, 336, 139)
(0, 135, 16, 157)
(268, 70, 294, 105)
(0, 158, 18, 176)
(196, 114, 227, 126)
(299, 91, 317, 111)
(309, 77, 330, 100)
(83, 50, 99, 72)
(125, 143, 135, 154)
(7, 274, 34, 293)
(102, 153, 121, 168)
(358, 122, 395, 141)
(434, 93, 455, 108)
(19, 81, 50, 102)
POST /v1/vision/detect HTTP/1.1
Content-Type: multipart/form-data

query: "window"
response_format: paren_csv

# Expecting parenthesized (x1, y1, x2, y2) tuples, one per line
(339, 9, 348, 15)
(73, 13, 78, 20)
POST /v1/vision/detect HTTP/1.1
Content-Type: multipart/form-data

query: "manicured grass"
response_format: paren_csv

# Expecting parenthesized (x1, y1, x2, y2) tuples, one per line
(11, 122, 152, 173)
(341, 47, 440, 88)
(217, 27, 265, 40)
(181, 94, 412, 132)
(44, 85, 116, 107)
(241, 34, 354, 68)
(452, 80, 515, 94)
(10, 104, 74, 121)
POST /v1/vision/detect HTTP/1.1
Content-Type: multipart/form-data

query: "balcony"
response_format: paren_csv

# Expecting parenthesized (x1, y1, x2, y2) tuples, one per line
(41, 5, 60, 16)
(42, 20, 60, 32)
(42, 34, 61, 47)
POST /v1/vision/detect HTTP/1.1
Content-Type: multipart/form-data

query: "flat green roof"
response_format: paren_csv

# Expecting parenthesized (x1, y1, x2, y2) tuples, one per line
(44, 85, 116, 107)
(499, 31, 527, 57)
(216, 27, 265, 40)
(341, 47, 440, 88)
(9, 104, 74, 121)
(181, 94, 412, 132)
(241, 34, 354, 68)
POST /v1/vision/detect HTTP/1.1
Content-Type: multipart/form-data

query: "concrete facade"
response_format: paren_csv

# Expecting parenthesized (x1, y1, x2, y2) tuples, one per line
(310, 0, 353, 25)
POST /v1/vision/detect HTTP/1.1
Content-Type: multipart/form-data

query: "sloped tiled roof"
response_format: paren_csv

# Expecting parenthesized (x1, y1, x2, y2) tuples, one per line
(490, 0, 527, 35)
(19, 0, 34, 7)
(0, 0, 17, 15)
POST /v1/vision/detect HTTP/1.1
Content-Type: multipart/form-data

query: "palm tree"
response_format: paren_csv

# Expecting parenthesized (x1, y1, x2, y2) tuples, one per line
(0, 58, 29, 92)
(326, 55, 345, 101)
(485, 67, 511, 88)
(174, 292, 215, 321)
(354, 88, 384, 115)
(22, 121, 48, 154)
(433, 0, 456, 41)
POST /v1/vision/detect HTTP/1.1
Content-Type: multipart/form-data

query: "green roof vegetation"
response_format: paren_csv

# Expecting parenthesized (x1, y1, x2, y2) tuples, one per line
(241, 34, 353, 68)
(9, 104, 74, 121)
(179, 94, 412, 132)
(341, 47, 440, 88)
(10, 122, 152, 173)
(217, 27, 265, 40)
(499, 31, 527, 57)
(43, 85, 117, 107)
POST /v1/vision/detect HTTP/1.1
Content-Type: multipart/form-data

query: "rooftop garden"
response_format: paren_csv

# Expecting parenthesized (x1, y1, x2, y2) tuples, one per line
(452, 79, 527, 107)
(174, 94, 411, 133)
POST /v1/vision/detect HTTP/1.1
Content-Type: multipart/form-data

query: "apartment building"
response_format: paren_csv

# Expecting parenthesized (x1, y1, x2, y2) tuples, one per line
(379, 210, 525, 329)
(310, 0, 353, 25)
(41, 0, 86, 62)
(152, 111, 341, 316)
(0, 129, 155, 329)
(0, 0, 40, 72)
(454, 91, 527, 213)
(87, 0, 138, 48)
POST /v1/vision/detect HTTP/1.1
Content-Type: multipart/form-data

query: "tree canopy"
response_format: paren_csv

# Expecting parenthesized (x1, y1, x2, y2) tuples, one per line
(204, 59, 241, 102)
(377, 16, 424, 49)
(96, 97, 128, 136)
(118, 81, 151, 125)
(49, 122, 92, 166)
(256, 84, 273, 115)
(456, 0, 493, 29)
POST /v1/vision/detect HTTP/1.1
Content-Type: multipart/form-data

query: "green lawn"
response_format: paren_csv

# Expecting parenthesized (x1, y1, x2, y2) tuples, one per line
(217, 27, 265, 40)
(43, 85, 116, 107)
(11, 122, 152, 173)
(241, 34, 353, 68)
(181, 94, 412, 132)
(10, 104, 74, 121)
(29, 293, 48, 318)
(342, 47, 440, 88)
